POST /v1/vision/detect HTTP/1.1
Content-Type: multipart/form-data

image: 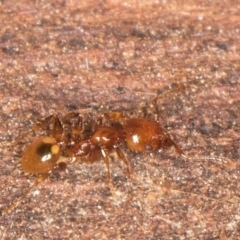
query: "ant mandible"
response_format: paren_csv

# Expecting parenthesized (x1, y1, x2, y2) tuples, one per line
(2, 84, 185, 215)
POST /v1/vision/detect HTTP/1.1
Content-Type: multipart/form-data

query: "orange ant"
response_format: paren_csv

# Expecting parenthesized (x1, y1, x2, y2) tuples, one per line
(2, 84, 186, 215)
(71, 85, 186, 185)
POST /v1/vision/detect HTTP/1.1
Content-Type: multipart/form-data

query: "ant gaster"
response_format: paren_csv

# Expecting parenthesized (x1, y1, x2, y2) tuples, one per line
(2, 84, 185, 215)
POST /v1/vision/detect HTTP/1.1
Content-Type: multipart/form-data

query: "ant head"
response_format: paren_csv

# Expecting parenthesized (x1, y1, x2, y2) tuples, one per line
(21, 137, 61, 174)
(73, 140, 91, 157)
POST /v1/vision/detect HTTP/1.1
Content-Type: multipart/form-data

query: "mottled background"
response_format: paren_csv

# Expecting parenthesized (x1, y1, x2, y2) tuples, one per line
(0, 0, 239, 239)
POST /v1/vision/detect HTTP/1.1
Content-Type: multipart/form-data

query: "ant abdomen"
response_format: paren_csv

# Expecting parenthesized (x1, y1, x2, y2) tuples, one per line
(21, 137, 61, 174)
(105, 113, 184, 155)
(123, 118, 166, 152)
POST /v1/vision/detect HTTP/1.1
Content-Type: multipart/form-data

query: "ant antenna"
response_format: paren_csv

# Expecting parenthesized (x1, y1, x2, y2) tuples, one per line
(151, 83, 187, 120)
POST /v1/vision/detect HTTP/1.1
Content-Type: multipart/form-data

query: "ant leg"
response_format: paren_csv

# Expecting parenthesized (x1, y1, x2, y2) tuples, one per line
(101, 148, 119, 198)
(116, 147, 131, 176)
(94, 116, 103, 131)
(101, 148, 111, 182)
(51, 115, 63, 141)
(16, 115, 63, 143)
(62, 112, 83, 141)
(165, 135, 185, 156)
(2, 173, 49, 215)
(151, 83, 186, 121)
(104, 112, 126, 121)
(62, 112, 81, 122)
(10, 115, 56, 147)
(180, 154, 235, 169)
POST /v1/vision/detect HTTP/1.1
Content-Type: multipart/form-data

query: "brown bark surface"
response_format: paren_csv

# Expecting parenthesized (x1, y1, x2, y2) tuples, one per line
(0, 0, 239, 239)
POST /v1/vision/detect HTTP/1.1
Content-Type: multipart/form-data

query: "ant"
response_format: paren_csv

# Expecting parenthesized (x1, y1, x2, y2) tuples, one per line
(2, 84, 186, 215)
(71, 84, 186, 186)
